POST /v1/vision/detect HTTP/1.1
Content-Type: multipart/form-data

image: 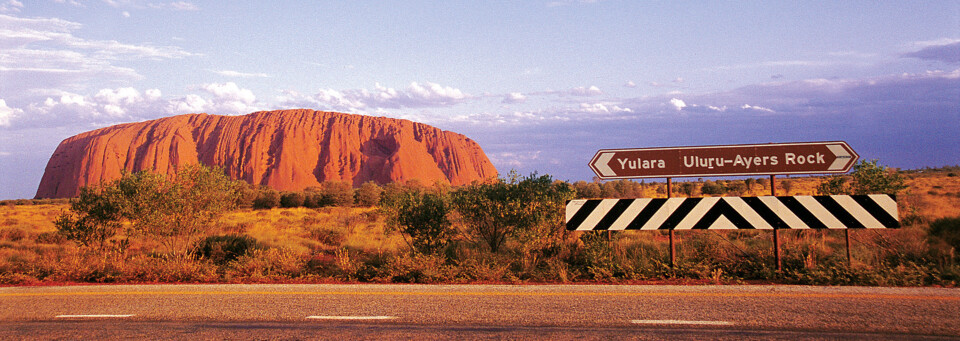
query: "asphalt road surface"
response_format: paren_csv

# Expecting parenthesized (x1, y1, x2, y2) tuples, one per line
(1, 284, 958, 340)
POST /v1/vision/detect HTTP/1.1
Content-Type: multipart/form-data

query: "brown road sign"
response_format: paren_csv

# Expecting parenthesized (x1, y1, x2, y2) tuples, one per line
(589, 141, 858, 179)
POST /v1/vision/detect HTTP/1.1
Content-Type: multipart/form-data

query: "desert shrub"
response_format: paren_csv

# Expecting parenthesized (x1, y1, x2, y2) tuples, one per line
(279, 192, 305, 208)
(388, 253, 454, 283)
(820, 159, 907, 196)
(700, 181, 724, 195)
(235, 184, 260, 208)
(225, 248, 307, 280)
(353, 252, 394, 282)
(54, 185, 124, 250)
(569, 232, 620, 280)
(381, 188, 454, 255)
(355, 181, 383, 207)
(125, 255, 219, 283)
(302, 191, 329, 208)
(321, 181, 355, 207)
(928, 217, 960, 254)
(452, 171, 574, 253)
(35, 231, 67, 244)
(0, 227, 27, 242)
(725, 181, 747, 195)
(55, 164, 242, 259)
(305, 252, 341, 277)
(309, 226, 346, 246)
(0, 273, 41, 285)
(851, 159, 907, 195)
(572, 181, 601, 199)
(194, 234, 264, 266)
(253, 189, 281, 209)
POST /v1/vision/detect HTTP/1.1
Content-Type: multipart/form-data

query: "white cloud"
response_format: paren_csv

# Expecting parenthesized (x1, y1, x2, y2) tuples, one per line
(279, 81, 471, 113)
(580, 102, 632, 114)
(624, 80, 637, 88)
(669, 98, 687, 111)
(122, 11, 130, 18)
(0, 0, 23, 13)
(487, 150, 542, 169)
(171, 94, 206, 113)
(502, 92, 526, 104)
(0, 14, 194, 100)
(52, 0, 83, 7)
(145, 88, 162, 100)
(212, 69, 270, 78)
(95, 87, 143, 106)
(149, 1, 199, 11)
(194, 82, 257, 114)
(741, 104, 775, 113)
(0, 99, 22, 126)
(568, 85, 602, 96)
(405, 82, 467, 103)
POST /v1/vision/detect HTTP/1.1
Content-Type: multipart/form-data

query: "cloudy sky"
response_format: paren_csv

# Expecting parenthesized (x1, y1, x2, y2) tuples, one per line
(1, 1, 958, 199)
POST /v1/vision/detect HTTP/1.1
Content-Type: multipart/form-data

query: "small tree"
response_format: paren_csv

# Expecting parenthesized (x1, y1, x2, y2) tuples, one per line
(850, 159, 907, 195)
(355, 181, 383, 207)
(381, 188, 453, 254)
(817, 159, 907, 195)
(280, 191, 305, 208)
(321, 181, 355, 207)
(130, 164, 241, 259)
(572, 180, 601, 199)
(253, 188, 281, 209)
(816, 175, 848, 195)
(780, 179, 794, 195)
(56, 164, 242, 259)
(55, 186, 124, 251)
(452, 171, 574, 253)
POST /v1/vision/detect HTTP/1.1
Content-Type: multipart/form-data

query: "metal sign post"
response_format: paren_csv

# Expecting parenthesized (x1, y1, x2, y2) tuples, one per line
(771, 174, 781, 272)
(667, 177, 675, 268)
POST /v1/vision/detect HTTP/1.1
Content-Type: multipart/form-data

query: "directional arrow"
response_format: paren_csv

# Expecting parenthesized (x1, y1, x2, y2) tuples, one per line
(591, 152, 616, 177)
(588, 141, 859, 179)
(826, 143, 856, 171)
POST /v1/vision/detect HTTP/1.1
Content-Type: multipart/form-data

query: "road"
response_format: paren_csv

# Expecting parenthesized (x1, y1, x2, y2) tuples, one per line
(1, 284, 958, 339)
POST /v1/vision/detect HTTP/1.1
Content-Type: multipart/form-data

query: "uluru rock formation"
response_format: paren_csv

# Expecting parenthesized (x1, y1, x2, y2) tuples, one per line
(36, 109, 497, 198)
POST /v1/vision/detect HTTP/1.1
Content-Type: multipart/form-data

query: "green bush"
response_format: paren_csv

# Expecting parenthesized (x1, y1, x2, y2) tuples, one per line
(381, 189, 454, 255)
(355, 181, 383, 207)
(194, 234, 264, 266)
(928, 217, 960, 252)
(279, 192, 305, 208)
(253, 189, 281, 209)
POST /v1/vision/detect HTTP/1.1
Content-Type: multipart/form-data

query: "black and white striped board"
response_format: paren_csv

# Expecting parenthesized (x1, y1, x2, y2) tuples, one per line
(565, 195, 898, 231)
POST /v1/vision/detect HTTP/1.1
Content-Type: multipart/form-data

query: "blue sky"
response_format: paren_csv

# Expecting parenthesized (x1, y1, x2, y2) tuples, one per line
(1, 1, 958, 199)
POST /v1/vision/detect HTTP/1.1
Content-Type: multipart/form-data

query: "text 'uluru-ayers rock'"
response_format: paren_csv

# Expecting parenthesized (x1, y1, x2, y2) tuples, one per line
(36, 109, 498, 198)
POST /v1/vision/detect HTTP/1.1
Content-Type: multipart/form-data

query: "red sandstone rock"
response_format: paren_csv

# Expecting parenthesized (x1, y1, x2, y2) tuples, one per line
(36, 109, 498, 198)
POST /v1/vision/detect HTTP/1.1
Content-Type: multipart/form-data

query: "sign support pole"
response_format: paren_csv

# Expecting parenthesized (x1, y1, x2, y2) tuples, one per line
(845, 230, 852, 265)
(667, 178, 675, 269)
(771, 174, 782, 272)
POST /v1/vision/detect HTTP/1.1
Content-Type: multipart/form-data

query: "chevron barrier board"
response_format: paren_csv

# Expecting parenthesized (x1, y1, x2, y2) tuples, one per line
(565, 195, 898, 231)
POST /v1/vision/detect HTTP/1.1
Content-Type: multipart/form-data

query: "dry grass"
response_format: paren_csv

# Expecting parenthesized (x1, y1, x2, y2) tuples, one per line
(1, 171, 958, 285)
(216, 207, 404, 255)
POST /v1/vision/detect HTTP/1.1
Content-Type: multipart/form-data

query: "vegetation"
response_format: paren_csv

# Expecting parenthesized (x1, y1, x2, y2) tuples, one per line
(818, 159, 908, 195)
(2, 162, 959, 286)
(381, 187, 454, 255)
